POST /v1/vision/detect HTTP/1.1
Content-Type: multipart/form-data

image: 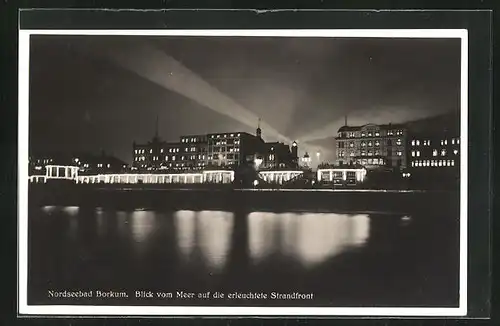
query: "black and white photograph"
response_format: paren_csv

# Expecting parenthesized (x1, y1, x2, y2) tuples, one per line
(18, 21, 477, 317)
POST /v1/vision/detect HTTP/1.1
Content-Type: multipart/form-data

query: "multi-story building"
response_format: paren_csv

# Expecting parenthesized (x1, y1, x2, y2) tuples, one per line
(134, 123, 299, 172)
(133, 133, 209, 172)
(207, 132, 262, 167)
(259, 141, 299, 170)
(407, 129, 460, 170)
(335, 123, 408, 170)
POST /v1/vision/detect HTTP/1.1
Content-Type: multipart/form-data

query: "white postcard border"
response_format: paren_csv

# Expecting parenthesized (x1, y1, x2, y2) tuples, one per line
(18, 28, 468, 317)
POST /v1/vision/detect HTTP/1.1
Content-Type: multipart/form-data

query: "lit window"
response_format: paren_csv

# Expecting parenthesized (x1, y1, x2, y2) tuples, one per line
(165, 156, 168, 161)
(452, 139, 455, 145)
(368, 141, 372, 146)
(350, 152, 355, 157)
(411, 151, 415, 157)
(397, 151, 402, 156)
(452, 160, 455, 166)
(441, 149, 446, 156)
(416, 151, 420, 157)
(396, 139, 402, 146)
(457, 139, 460, 144)
(361, 132, 366, 137)
(150, 149, 153, 154)
(454, 149, 459, 155)
(375, 132, 380, 137)
(432, 149, 437, 157)
(416, 140, 420, 146)
(361, 142, 366, 147)
(368, 132, 372, 137)
(411, 140, 415, 146)
(368, 151, 372, 156)
(375, 141, 380, 146)
(445, 140, 448, 145)
(172, 156, 176, 161)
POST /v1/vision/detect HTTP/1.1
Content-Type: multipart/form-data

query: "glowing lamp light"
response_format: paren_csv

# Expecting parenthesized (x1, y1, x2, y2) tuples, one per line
(255, 157, 263, 168)
(253, 180, 259, 186)
(292, 141, 297, 147)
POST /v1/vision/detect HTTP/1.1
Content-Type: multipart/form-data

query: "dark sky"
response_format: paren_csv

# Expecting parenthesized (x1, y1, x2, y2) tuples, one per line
(29, 35, 461, 164)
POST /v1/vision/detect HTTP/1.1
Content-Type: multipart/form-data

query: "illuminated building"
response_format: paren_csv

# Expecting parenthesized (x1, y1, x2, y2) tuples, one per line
(335, 122, 408, 170)
(133, 121, 298, 172)
(301, 152, 311, 168)
(259, 141, 299, 170)
(29, 152, 128, 176)
(207, 132, 261, 167)
(408, 129, 460, 170)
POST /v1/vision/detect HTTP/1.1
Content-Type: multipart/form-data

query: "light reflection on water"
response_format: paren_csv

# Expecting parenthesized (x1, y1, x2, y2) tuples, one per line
(174, 210, 197, 257)
(43, 206, 371, 270)
(174, 210, 234, 270)
(196, 211, 234, 270)
(248, 212, 370, 267)
(129, 210, 157, 244)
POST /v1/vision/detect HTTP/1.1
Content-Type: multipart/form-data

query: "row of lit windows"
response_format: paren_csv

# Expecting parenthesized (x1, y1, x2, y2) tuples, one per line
(356, 158, 385, 165)
(209, 154, 240, 160)
(360, 141, 381, 147)
(210, 133, 241, 139)
(441, 138, 460, 146)
(211, 147, 240, 153)
(340, 139, 405, 148)
(211, 139, 241, 146)
(360, 131, 380, 137)
(387, 130, 404, 136)
(411, 160, 456, 167)
(34, 158, 53, 164)
(142, 162, 207, 168)
(411, 148, 460, 157)
(97, 163, 111, 168)
(181, 137, 204, 143)
(411, 140, 431, 146)
(344, 129, 404, 138)
(135, 154, 208, 162)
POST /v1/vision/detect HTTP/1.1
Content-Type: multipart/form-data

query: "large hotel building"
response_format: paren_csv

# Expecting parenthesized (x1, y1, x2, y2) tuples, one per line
(335, 123, 408, 170)
(132, 124, 298, 172)
(334, 114, 460, 175)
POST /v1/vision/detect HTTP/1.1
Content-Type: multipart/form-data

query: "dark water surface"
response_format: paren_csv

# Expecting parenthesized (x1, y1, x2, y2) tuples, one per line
(28, 192, 459, 307)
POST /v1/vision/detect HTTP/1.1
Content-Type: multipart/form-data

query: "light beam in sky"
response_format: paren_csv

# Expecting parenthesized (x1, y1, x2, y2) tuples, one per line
(296, 105, 455, 143)
(83, 38, 291, 143)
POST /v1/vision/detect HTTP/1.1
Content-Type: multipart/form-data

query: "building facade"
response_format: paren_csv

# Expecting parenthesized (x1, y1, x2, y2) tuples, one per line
(133, 125, 299, 172)
(335, 123, 408, 170)
(408, 129, 460, 170)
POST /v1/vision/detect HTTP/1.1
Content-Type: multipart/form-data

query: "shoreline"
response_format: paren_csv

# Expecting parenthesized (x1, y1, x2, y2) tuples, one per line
(28, 184, 460, 215)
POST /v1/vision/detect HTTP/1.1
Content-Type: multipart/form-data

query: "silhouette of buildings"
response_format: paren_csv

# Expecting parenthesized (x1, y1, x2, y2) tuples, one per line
(335, 121, 408, 171)
(132, 120, 299, 172)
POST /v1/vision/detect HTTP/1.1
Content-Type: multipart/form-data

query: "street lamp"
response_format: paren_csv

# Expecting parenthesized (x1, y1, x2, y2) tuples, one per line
(254, 157, 263, 169)
(316, 151, 321, 163)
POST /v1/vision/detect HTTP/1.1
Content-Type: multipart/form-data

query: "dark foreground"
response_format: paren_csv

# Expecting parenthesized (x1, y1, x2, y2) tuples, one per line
(28, 187, 460, 307)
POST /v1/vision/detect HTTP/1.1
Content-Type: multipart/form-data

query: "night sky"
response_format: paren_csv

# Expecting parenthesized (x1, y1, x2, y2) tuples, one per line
(28, 35, 461, 164)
